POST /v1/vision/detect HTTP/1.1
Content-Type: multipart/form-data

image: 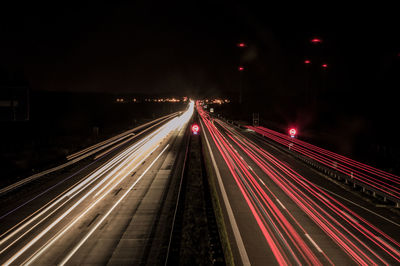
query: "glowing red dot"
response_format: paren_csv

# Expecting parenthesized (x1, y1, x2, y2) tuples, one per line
(322, 63, 328, 68)
(238, 66, 244, 71)
(289, 128, 297, 136)
(192, 124, 199, 133)
(238, 43, 246, 47)
(311, 38, 322, 43)
(304, 60, 311, 64)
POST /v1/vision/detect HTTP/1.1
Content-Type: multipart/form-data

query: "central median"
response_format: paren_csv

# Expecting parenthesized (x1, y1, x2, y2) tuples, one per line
(165, 121, 228, 265)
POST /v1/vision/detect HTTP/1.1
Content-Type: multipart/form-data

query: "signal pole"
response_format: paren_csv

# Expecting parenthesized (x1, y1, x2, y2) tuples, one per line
(238, 66, 244, 104)
(252, 113, 259, 127)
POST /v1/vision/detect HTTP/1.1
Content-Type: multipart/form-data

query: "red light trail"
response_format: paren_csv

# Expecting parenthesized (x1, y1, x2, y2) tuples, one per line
(197, 101, 400, 264)
(247, 126, 400, 203)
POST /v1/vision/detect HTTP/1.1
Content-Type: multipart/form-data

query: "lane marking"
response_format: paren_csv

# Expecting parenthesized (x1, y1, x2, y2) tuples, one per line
(305, 234, 323, 253)
(5, 143, 159, 265)
(275, 199, 286, 210)
(25, 145, 170, 266)
(58, 145, 170, 266)
(201, 119, 251, 266)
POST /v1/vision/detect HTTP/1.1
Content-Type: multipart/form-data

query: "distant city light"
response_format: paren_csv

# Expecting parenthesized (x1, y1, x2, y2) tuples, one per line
(322, 63, 328, 68)
(199, 98, 230, 105)
(238, 42, 246, 47)
(304, 60, 311, 64)
(238, 66, 244, 71)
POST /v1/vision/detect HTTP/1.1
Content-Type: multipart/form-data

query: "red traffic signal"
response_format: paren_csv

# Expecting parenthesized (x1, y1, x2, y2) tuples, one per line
(237, 42, 246, 47)
(304, 60, 311, 64)
(191, 124, 200, 135)
(322, 63, 328, 68)
(289, 128, 297, 137)
(238, 66, 244, 71)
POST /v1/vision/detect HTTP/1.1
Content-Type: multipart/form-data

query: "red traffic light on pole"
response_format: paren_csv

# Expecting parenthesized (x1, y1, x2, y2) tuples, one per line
(191, 124, 200, 135)
(289, 128, 297, 138)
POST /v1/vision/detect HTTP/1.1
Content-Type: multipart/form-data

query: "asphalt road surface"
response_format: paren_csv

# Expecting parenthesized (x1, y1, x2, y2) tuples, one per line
(0, 102, 194, 265)
(199, 104, 400, 266)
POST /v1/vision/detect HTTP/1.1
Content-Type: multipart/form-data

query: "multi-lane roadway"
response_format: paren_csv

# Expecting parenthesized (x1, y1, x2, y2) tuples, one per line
(0, 101, 194, 265)
(199, 103, 400, 265)
(2, 99, 400, 265)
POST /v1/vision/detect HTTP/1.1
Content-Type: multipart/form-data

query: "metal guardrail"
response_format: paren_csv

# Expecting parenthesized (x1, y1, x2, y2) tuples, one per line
(207, 112, 400, 208)
(215, 114, 400, 207)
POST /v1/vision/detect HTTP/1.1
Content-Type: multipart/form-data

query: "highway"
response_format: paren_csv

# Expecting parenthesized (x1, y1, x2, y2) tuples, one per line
(198, 103, 400, 265)
(0, 101, 194, 265)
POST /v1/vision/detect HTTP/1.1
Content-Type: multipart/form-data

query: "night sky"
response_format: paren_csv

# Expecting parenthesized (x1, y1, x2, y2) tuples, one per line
(1, 1, 396, 95)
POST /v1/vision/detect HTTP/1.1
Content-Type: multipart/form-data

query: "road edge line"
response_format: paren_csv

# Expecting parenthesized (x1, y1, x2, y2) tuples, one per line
(200, 119, 251, 266)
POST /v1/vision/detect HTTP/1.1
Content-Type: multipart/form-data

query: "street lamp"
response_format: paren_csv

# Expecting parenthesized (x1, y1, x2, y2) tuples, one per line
(311, 38, 322, 44)
(236, 41, 247, 104)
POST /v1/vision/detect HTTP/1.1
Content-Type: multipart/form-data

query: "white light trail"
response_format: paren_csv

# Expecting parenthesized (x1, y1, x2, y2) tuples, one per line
(1, 101, 194, 265)
(58, 145, 170, 266)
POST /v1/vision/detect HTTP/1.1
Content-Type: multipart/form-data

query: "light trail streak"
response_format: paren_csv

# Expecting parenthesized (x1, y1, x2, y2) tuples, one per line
(198, 102, 400, 265)
(221, 119, 400, 264)
(248, 126, 400, 201)
(200, 119, 251, 266)
(1, 101, 194, 265)
(201, 118, 291, 264)
(241, 128, 400, 260)
(228, 134, 379, 264)
(66, 112, 178, 161)
(27, 145, 169, 266)
(199, 104, 322, 265)
(1, 132, 152, 248)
